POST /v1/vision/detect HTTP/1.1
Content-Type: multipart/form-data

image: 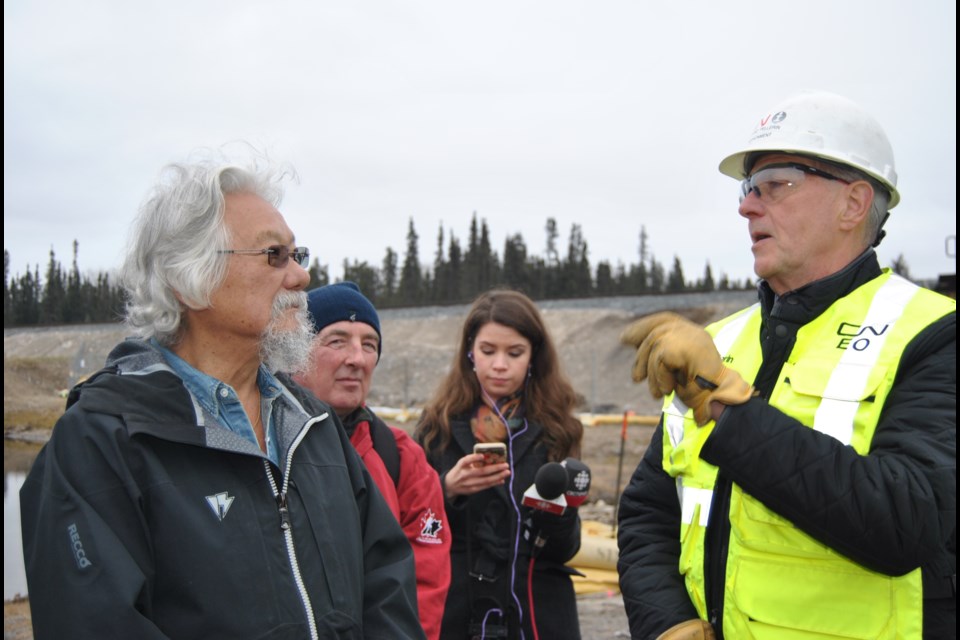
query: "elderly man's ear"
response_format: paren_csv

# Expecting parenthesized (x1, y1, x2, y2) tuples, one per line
(839, 180, 874, 233)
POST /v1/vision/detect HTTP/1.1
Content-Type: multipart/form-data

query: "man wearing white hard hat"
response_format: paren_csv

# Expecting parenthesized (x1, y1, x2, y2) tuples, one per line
(617, 92, 956, 639)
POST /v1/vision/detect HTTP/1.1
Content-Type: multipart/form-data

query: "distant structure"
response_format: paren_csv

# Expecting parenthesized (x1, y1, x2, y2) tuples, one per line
(934, 235, 956, 299)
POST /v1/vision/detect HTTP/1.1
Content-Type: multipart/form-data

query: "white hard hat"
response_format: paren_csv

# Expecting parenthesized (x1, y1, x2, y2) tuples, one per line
(719, 91, 899, 208)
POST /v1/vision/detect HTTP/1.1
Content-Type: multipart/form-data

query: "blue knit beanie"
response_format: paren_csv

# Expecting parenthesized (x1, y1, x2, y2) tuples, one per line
(306, 282, 382, 358)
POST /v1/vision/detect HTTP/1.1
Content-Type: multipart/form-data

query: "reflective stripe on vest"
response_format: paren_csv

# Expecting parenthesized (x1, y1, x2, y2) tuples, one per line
(814, 275, 917, 444)
(680, 484, 713, 527)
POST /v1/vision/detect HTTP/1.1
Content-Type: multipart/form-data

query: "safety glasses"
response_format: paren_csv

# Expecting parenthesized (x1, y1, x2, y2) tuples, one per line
(739, 163, 849, 204)
(218, 245, 310, 268)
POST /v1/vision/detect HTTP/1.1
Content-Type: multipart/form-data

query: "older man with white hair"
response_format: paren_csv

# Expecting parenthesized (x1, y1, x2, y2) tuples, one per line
(20, 150, 424, 640)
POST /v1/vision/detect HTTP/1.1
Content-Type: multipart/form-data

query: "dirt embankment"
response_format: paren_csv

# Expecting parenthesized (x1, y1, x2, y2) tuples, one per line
(4, 291, 755, 434)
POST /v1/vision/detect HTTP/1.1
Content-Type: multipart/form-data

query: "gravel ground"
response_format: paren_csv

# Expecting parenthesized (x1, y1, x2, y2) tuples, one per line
(578, 592, 632, 639)
(4, 592, 631, 639)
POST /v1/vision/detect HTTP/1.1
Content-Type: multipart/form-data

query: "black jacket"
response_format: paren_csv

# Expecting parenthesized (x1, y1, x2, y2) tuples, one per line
(20, 338, 424, 640)
(617, 252, 956, 639)
(419, 415, 583, 640)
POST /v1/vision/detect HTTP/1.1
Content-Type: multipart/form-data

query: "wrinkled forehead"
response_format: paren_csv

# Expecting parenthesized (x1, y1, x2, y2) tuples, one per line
(223, 191, 295, 244)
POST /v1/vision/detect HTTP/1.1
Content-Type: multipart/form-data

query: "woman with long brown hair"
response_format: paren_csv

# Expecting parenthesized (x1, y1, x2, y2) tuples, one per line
(415, 288, 585, 640)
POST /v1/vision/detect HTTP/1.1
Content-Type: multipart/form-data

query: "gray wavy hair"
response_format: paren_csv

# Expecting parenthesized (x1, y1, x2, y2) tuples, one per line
(827, 164, 891, 248)
(120, 148, 297, 345)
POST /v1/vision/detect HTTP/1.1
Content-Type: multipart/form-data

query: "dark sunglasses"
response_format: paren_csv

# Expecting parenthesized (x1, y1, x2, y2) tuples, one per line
(218, 245, 310, 268)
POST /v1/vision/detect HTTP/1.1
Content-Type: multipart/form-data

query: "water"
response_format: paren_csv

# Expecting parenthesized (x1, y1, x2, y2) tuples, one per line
(4, 440, 41, 601)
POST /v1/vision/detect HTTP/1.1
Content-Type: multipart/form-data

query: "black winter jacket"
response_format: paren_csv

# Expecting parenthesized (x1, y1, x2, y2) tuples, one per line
(20, 338, 424, 640)
(419, 415, 583, 640)
(617, 252, 956, 639)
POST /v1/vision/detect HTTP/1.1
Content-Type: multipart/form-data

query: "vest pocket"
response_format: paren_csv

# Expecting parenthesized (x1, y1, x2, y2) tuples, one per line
(729, 555, 895, 639)
(776, 360, 886, 447)
(734, 492, 846, 558)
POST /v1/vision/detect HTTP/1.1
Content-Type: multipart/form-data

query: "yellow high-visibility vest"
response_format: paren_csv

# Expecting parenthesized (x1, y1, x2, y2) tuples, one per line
(660, 271, 955, 639)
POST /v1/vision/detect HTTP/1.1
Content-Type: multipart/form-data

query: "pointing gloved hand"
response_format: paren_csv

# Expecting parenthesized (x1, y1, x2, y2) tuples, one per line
(655, 619, 716, 640)
(621, 312, 754, 426)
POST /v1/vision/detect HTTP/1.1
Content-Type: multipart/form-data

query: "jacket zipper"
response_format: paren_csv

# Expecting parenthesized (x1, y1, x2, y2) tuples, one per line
(264, 413, 328, 640)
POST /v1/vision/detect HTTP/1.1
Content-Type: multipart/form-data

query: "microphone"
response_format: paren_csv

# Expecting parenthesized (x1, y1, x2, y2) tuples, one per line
(561, 458, 591, 508)
(521, 462, 569, 515)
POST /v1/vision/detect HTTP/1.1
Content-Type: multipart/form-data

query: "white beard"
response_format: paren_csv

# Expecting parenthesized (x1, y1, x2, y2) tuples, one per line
(260, 290, 313, 374)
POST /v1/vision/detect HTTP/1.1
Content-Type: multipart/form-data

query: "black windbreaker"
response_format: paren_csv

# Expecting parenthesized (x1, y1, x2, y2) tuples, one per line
(617, 252, 956, 639)
(20, 338, 425, 640)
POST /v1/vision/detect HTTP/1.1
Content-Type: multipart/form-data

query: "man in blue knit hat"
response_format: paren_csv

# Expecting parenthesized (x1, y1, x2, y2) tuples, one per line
(293, 282, 451, 640)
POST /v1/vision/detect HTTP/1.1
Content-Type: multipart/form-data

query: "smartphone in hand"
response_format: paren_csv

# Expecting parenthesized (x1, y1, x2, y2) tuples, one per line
(474, 442, 507, 466)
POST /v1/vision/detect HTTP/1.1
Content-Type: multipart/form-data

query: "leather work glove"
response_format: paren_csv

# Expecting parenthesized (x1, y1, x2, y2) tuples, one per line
(655, 619, 716, 640)
(621, 312, 754, 426)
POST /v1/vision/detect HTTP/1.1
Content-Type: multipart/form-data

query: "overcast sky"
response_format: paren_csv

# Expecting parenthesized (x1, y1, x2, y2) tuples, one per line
(4, 1, 956, 290)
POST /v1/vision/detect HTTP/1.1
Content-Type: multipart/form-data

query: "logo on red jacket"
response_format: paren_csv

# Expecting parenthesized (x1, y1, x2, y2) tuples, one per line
(417, 509, 444, 545)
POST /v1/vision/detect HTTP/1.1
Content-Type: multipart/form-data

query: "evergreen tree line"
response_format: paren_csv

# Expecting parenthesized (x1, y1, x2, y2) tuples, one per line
(5, 243, 126, 328)
(5, 215, 759, 328)
(308, 215, 755, 310)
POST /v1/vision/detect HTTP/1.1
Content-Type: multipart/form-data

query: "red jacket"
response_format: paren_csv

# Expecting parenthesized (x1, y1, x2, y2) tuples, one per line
(350, 415, 451, 640)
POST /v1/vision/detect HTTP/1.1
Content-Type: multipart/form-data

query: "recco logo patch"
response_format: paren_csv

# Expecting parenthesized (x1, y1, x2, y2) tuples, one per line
(67, 523, 92, 570)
